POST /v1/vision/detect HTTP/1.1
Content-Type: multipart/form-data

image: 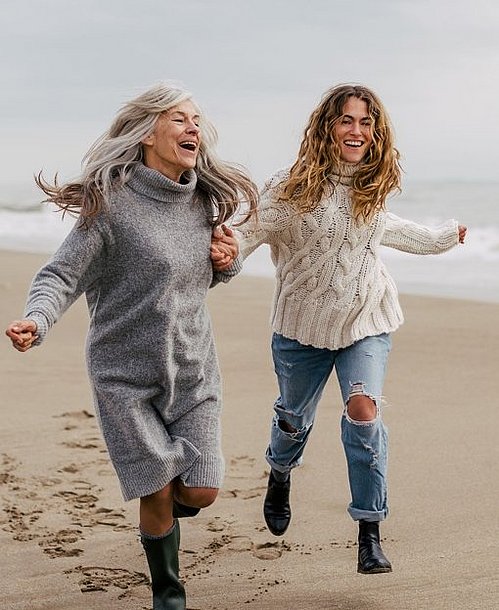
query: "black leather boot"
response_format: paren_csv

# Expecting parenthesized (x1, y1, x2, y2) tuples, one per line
(263, 471, 291, 536)
(172, 500, 200, 518)
(357, 520, 392, 574)
(141, 520, 186, 609)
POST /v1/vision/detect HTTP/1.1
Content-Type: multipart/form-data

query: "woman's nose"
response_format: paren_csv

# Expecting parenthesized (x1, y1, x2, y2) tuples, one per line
(186, 121, 200, 134)
(349, 122, 362, 135)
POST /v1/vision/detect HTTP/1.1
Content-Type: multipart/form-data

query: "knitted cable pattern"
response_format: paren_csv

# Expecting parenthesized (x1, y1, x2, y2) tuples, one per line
(239, 166, 459, 350)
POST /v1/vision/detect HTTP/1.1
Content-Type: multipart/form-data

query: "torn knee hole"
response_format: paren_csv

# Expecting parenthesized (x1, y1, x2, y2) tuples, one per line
(277, 418, 298, 434)
(346, 391, 377, 422)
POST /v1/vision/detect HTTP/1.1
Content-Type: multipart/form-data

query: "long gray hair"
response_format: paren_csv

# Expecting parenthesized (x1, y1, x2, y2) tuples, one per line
(36, 82, 258, 226)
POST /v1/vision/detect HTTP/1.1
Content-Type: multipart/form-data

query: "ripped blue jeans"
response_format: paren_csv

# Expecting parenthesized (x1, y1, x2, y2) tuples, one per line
(267, 332, 392, 522)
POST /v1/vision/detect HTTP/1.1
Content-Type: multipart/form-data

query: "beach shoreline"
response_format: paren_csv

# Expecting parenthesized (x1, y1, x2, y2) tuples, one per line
(1, 249, 498, 610)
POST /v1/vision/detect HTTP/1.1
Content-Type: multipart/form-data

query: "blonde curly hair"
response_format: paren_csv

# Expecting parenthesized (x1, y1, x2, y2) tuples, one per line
(279, 83, 402, 223)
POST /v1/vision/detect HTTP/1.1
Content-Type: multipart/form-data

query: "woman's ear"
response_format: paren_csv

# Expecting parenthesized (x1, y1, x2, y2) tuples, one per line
(141, 132, 155, 146)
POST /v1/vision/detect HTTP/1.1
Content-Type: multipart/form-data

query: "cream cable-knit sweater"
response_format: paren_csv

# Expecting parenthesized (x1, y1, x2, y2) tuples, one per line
(238, 164, 459, 350)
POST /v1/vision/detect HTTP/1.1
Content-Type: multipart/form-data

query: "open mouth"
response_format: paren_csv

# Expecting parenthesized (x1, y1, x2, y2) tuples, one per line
(179, 141, 197, 152)
(344, 140, 363, 148)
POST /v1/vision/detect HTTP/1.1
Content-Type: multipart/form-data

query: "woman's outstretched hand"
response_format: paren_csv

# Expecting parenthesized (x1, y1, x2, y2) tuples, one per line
(458, 225, 467, 244)
(5, 319, 38, 352)
(210, 225, 240, 271)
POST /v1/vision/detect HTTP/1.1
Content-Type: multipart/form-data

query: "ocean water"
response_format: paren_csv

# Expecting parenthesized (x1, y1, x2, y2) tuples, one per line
(1, 180, 498, 303)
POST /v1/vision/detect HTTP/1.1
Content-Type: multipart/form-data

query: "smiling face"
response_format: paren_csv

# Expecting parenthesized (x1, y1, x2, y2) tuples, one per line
(142, 99, 201, 182)
(333, 96, 373, 164)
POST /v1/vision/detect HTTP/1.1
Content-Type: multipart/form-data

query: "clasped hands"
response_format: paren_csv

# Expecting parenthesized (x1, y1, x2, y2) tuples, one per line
(210, 224, 239, 271)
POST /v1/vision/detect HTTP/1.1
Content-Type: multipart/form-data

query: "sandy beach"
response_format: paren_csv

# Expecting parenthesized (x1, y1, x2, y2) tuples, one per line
(1, 249, 498, 610)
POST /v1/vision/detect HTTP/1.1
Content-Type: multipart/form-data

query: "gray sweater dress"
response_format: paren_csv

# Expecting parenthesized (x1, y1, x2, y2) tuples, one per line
(24, 164, 241, 501)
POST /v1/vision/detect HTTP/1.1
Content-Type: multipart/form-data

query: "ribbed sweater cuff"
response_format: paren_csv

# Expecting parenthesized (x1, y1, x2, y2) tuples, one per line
(436, 220, 459, 251)
(226, 254, 243, 276)
(212, 254, 243, 285)
(23, 312, 51, 346)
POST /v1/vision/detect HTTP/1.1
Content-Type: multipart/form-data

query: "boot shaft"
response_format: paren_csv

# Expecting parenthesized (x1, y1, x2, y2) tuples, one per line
(358, 519, 381, 544)
(141, 521, 186, 609)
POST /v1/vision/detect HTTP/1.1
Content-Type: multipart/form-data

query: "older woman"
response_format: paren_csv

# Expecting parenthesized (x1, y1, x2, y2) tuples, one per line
(5, 82, 257, 610)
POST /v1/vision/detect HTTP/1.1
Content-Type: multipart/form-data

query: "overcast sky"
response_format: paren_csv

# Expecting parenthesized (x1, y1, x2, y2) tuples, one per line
(1, 0, 498, 188)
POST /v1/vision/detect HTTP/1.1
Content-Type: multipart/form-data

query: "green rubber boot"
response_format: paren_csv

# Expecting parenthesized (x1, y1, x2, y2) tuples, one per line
(141, 520, 186, 609)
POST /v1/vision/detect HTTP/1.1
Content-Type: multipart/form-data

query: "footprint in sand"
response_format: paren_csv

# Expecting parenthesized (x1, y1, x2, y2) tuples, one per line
(226, 536, 253, 552)
(238, 486, 266, 499)
(227, 455, 261, 480)
(34, 476, 63, 487)
(229, 455, 256, 468)
(0, 454, 17, 484)
(66, 565, 149, 594)
(206, 517, 232, 532)
(54, 490, 99, 509)
(1, 449, 138, 605)
(203, 523, 254, 552)
(2, 502, 44, 541)
(0, 471, 13, 485)
(62, 440, 101, 450)
(72, 506, 131, 531)
(55, 410, 96, 431)
(92, 507, 127, 526)
(219, 485, 266, 500)
(59, 464, 80, 474)
(222, 455, 268, 500)
(39, 528, 85, 558)
(252, 541, 291, 560)
(55, 410, 95, 421)
(55, 411, 105, 451)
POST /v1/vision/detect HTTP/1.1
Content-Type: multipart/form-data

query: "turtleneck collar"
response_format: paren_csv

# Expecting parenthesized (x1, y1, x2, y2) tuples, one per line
(127, 163, 198, 204)
(329, 161, 361, 186)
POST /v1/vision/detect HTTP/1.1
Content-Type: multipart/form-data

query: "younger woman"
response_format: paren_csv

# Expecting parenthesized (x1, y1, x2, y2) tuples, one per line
(238, 83, 466, 574)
